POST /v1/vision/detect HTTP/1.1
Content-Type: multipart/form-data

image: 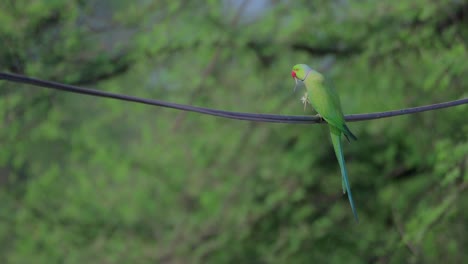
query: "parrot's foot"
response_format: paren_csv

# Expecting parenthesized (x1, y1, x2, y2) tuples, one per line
(314, 114, 324, 122)
(300, 92, 309, 111)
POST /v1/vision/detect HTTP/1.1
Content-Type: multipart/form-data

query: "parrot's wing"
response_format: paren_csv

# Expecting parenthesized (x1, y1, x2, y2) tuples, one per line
(325, 82, 357, 141)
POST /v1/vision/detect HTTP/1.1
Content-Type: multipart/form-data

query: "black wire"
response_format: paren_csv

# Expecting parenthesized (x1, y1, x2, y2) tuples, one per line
(1, 72, 467, 124)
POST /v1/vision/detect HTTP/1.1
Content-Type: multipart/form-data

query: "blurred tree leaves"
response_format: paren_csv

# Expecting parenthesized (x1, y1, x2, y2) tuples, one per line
(1, 0, 467, 263)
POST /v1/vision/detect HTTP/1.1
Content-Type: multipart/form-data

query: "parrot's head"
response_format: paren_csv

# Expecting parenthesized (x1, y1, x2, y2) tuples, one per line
(291, 64, 312, 91)
(291, 64, 312, 81)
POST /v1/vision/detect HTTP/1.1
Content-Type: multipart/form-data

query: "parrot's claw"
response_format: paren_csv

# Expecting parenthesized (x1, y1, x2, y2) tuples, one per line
(314, 114, 324, 122)
(300, 92, 309, 111)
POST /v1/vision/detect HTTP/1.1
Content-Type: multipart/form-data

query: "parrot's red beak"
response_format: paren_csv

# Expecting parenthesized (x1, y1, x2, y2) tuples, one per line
(291, 71, 296, 78)
(292, 71, 299, 92)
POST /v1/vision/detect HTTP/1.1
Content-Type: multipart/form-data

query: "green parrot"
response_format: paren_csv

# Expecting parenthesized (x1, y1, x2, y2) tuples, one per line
(291, 64, 359, 221)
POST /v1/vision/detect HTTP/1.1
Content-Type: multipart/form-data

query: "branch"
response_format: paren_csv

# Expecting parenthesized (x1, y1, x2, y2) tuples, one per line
(1, 72, 467, 124)
(71, 54, 132, 86)
(291, 43, 362, 56)
(436, 2, 468, 33)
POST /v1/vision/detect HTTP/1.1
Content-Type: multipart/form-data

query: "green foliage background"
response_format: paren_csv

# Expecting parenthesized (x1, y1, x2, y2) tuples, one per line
(1, 1, 467, 263)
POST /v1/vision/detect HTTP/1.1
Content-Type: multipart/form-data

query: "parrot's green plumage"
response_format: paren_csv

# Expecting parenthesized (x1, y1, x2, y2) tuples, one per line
(291, 64, 359, 221)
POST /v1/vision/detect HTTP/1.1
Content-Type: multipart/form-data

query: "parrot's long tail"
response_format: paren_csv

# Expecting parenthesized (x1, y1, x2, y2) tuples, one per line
(330, 126, 359, 222)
